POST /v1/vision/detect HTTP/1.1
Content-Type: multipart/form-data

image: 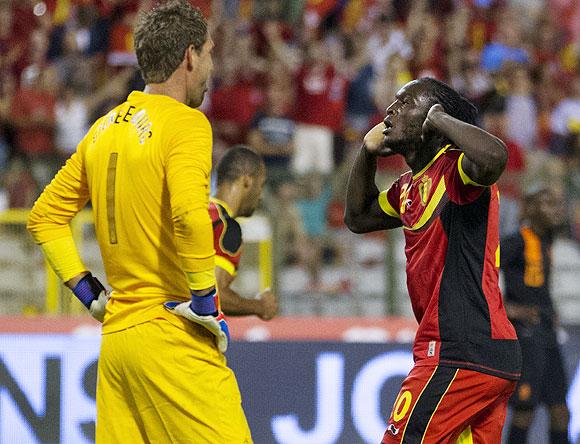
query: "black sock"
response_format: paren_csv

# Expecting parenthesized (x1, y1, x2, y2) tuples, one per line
(508, 424, 528, 444)
(550, 429, 569, 444)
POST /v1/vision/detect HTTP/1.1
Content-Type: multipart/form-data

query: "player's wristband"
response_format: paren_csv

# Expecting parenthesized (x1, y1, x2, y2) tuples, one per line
(72, 273, 105, 309)
(189, 288, 218, 316)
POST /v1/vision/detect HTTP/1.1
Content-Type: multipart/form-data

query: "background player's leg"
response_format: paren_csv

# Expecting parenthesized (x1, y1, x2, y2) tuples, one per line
(507, 408, 534, 444)
(542, 346, 570, 444)
(506, 335, 544, 443)
(548, 405, 570, 444)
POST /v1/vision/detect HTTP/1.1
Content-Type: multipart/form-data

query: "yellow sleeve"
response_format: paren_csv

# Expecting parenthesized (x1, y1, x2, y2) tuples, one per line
(165, 110, 216, 289)
(27, 135, 92, 281)
(458, 153, 486, 187)
(40, 237, 87, 282)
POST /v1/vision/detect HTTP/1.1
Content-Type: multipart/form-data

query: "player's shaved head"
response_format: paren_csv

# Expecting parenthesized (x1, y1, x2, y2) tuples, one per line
(134, 0, 207, 84)
(217, 145, 264, 186)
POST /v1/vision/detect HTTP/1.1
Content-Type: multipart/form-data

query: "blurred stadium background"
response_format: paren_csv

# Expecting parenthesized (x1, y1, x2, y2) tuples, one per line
(0, 0, 579, 443)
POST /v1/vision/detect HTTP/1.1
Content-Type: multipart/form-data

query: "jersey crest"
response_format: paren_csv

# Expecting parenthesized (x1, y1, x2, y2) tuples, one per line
(418, 175, 432, 206)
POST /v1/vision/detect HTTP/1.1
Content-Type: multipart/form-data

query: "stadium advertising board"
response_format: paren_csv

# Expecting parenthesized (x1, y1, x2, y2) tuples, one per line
(0, 327, 579, 443)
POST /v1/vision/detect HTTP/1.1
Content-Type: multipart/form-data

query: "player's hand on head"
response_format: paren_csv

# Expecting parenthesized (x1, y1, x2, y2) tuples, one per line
(422, 104, 445, 142)
(364, 122, 395, 156)
(257, 288, 278, 321)
(164, 288, 230, 353)
(71, 273, 110, 323)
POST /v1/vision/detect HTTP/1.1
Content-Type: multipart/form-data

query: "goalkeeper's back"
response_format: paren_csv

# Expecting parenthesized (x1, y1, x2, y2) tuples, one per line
(29, 91, 216, 332)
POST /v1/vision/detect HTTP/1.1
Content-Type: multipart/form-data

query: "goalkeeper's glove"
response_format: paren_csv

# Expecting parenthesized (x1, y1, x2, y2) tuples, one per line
(164, 288, 230, 353)
(72, 273, 110, 322)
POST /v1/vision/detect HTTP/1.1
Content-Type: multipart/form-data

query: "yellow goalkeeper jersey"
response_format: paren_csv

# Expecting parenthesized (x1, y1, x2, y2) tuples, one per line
(28, 91, 216, 333)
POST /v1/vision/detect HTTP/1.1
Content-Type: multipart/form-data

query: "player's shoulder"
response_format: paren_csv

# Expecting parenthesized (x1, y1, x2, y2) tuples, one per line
(128, 91, 210, 127)
(86, 101, 129, 142)
(212, 203, 242, 255)
(222, 217, 242, 251)
(163, 99, 210, 125)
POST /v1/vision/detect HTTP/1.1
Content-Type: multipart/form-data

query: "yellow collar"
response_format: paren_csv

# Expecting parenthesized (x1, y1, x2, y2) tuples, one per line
(210, 197, 234, 217)
(412, 144, 451, 180)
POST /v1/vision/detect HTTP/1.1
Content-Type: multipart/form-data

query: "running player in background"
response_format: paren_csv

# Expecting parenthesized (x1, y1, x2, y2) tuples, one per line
(502, 186, 571, 444)
(27, 1, 253, 442)
(345, 77, 521, 443)
(211, 145, 278, 320)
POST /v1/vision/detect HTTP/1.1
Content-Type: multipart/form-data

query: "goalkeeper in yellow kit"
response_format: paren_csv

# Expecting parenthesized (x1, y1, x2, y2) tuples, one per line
(26, 1, 252, 442)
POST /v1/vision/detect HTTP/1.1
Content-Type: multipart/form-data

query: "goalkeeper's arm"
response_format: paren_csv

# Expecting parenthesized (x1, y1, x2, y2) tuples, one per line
(35, 236, 109, 322)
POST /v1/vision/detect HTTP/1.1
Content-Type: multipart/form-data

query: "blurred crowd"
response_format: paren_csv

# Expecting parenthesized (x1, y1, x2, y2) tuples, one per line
(0, 0, 579, 290)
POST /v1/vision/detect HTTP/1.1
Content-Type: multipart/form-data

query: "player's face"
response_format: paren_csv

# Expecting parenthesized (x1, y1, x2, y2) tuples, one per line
(186, 36, 214, 108)
(382, 81, 431, 154)
(239, 166, 266, 218)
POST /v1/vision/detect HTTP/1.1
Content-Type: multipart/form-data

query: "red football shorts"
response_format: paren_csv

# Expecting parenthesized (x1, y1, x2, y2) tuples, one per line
(381, 365, 516, 444)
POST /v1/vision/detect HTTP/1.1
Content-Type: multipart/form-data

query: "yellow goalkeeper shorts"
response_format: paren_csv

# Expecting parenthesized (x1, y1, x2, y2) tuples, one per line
(96, 317, 252, 444)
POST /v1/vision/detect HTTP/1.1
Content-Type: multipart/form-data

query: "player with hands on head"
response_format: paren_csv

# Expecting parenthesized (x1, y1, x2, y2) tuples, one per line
(345, 77, 520, 443)
(208, 145, 279, 321)
(27, 1, 253, 442)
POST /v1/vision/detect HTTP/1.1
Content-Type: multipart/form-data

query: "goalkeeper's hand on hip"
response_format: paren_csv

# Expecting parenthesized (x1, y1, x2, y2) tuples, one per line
(71, 273, 110, 322)
(164, 288, 230, 353)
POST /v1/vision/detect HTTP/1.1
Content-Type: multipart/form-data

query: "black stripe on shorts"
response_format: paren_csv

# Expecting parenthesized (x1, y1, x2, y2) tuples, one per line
(402, 366, 458, 443)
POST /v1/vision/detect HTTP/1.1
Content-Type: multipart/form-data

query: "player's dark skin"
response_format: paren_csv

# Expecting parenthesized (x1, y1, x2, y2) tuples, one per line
(344, 79, 508, 234)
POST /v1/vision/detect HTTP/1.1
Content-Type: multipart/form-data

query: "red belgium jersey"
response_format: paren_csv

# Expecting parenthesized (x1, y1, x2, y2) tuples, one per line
(209, 198, 242, 276)
(379, 146, 521, 380)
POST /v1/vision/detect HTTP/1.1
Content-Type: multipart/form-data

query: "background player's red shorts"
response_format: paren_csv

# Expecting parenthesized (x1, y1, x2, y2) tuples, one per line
(382, 365, 516, 444)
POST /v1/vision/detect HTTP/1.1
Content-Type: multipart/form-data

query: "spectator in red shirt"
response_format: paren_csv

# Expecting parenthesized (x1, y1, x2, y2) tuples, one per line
(3, 156, 38, 209)
(0, 3, 27, 78)
(11, 65, 56, 188)
(208, 25, 266, 148)
(266, 22, 348, 175)
(208, 57, 264, 147)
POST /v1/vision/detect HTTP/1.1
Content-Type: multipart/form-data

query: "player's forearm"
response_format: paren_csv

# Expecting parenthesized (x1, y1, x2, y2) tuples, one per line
(344, 146, 380, 229)
(39, 237, 88, 283)
(172, 205, 216, 286)
(220, 287, 263, 317)
(430, 111, 507, 184)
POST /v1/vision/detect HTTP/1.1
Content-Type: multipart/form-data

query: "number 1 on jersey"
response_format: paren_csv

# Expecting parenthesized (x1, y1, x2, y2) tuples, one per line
(107, 153, 118, 244)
